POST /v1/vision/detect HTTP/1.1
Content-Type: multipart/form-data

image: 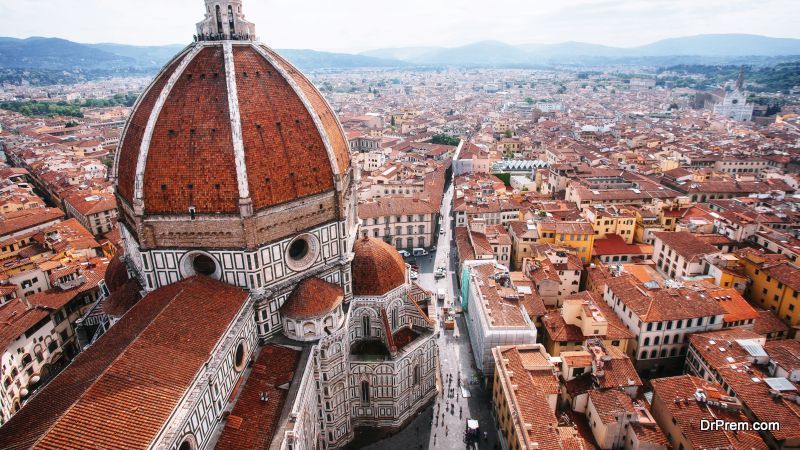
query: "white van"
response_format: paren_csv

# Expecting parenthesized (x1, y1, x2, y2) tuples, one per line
(412, 248, 428, 256)
(437, 289, 446, 301)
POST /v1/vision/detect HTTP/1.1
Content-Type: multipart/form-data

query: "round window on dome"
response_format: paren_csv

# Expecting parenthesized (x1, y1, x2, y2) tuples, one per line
(234, 341, 246, 372)
(178, 435, 197, 450)
(192, 254, 217, 277)
(180, 251, 221, 280)
(289, 239, 309, 261)
(285, 235, 320, 272)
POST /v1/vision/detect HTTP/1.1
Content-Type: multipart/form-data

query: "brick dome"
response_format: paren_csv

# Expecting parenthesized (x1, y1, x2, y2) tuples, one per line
(113, 41, 350, 219)
(280, 277, 344, 320)
(351, 236, 407, 296)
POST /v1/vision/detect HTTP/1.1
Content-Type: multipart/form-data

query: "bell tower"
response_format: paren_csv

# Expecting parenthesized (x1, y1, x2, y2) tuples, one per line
(196, 0, 256, 40)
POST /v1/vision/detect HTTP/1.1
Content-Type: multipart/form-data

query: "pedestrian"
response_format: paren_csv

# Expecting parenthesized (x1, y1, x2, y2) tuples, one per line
(484, 431, 488, 441)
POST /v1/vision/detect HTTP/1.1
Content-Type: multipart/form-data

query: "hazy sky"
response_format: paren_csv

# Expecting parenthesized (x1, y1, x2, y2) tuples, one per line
(1, 0, 798, 52)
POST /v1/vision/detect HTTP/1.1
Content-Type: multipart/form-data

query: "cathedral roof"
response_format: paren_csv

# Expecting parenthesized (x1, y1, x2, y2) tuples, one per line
(0, 277, 249, 450)
(280, 277, 344, 320)
(351, 236, 407, 296)
(114, 41, 350, 217)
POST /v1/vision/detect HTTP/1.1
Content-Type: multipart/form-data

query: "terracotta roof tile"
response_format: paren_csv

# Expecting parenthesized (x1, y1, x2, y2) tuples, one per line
(0, 277, 181, 450)
(280, 277, 343, 319)
(143, 46, 240, 215)
(234, 46, 336, 210)
(263, 47, 350, 175)
(351, 236, 406, 296)
(33, 277, 249, 450)
(215, 345, 301, 450)
(116, 50, 188, 206)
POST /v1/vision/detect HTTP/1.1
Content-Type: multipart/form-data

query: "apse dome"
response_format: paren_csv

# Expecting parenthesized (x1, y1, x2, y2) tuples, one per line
(351, 236, 408, 296)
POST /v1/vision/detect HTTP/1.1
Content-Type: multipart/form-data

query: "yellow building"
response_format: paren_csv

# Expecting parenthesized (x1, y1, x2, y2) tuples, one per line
(738, 248, 800, 326)
(536, 221, 594, 263)
(584, 205, 636, 244)
(540, 292, 634, 356)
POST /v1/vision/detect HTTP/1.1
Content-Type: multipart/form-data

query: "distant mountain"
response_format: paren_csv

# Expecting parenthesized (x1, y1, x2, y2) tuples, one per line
(2, 33, 799, 74)
(0, 37, 405, 72)
(274, 49, 404, 70)
(364, 34, 800, 66)
(0, 37, 136, 70)
(632, 34, 800, 57)
(87, 43, 187, 67)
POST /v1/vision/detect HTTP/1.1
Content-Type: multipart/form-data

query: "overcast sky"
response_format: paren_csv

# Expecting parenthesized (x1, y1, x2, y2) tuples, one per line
(1, 0, 798, 52)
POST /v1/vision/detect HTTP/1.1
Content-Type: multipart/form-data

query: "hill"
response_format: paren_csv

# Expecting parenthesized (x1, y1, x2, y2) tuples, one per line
(364, 34, 800, 66)
(0, 37, 405, 73)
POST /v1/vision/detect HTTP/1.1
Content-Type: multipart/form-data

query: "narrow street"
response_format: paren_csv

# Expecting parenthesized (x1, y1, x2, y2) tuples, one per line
(362, 183, 501, 449)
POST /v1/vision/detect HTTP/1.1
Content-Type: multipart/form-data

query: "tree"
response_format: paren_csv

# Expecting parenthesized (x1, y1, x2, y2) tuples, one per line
(430, 134, 460, 146)
(390, 116, 396, 127)
(525, 97, 534, 105)
(503, 130, 513, 139)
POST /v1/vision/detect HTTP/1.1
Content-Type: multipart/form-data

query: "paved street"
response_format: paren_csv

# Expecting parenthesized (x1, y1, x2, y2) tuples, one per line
(361, 183, 501, 450)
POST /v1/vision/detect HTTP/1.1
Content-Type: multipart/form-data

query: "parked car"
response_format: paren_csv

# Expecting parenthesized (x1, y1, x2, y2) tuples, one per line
(409, 271, 419, 280)
(439, 228, 446, 235)
(412, 248, 428, 256)
(437, 289, 446, 300)
(398, 250, 411, 258)
(435, 267, 446, 279)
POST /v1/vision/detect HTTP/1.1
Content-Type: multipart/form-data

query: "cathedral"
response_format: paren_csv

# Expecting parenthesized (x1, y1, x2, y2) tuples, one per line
(712, 68, 754, 122)
(0, 1, 439, 449)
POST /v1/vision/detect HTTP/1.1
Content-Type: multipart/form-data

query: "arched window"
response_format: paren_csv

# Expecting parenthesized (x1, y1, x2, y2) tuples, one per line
(650, 350, 657, 359)
(360, 381, 370, 405)
(391, 308, 398, 329)
(660, 349, 667, 358)
(228, 5, 236, 35)
(640, 351, 647, 360)
(413, 365, 420, 385)
(643, 337, 650, 346)
(215, 5, 223, 35)
(362, 316, 370, 337)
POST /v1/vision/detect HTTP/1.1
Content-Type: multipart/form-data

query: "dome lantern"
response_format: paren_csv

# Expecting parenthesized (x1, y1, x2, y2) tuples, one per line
(196, 0, 256, 41)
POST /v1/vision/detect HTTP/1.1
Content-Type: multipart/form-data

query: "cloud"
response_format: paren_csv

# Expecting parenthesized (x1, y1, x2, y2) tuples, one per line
(0, 0, 797, 52)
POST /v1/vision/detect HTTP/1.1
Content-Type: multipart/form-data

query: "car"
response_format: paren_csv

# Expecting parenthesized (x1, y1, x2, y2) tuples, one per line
(435, 268, 446, 279)
(398, 250, 411, 258)
(439, 228, 446, 235)
(412, 248, 428, 256)
(409, 271, 419, 280)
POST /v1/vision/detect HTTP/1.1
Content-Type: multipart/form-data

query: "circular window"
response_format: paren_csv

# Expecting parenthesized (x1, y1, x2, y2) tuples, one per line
(179, 251, 221, 280)
(285, 235, 320, 272)
(288, 239, 309, 261)
(234, 341, 246, 372)
(732, 99, 738, 104)
(178, 435, 197, 450)
(192, 254, 217, 277)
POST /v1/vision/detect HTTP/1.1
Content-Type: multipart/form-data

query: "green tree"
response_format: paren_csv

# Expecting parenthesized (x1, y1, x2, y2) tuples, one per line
(503, 130, 513, 139)
(430, 134, 460, 146)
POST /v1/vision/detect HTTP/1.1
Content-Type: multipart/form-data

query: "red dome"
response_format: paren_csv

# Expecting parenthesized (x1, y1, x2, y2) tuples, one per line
(280, 277, 344, 320)
(114, 42, 350, 217)
(351, 237, 407, 296)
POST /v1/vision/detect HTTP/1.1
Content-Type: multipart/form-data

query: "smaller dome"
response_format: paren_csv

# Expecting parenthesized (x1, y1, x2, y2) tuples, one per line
(352, 236, 406, 296)
(281, 277, 343, 320)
